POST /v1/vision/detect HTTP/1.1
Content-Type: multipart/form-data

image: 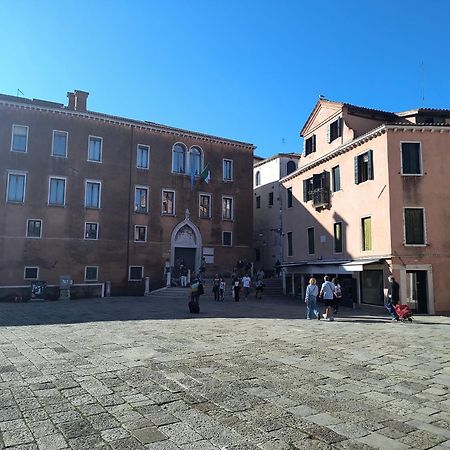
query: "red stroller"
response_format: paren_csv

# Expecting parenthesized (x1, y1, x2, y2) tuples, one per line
(394, 304, 413, 322)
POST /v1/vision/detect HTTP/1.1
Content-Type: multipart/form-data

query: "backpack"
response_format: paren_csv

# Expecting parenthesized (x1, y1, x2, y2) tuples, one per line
(197, 282, 204, 295)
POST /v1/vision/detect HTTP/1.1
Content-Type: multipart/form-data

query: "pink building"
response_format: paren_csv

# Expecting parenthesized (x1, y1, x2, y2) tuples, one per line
(281, 99, 450, 314)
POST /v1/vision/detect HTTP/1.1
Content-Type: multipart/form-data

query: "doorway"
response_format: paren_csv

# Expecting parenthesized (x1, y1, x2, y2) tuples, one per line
(174, 247, 196, 273)
(361, 270, 384, 305)
(406, 271, 428, 313)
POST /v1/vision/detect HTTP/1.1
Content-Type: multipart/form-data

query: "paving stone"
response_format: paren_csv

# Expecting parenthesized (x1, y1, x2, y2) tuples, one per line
(57, 420, 95, 439)
(36, 433, 68, 449)
(67, 434, 111, 450)
(398, 429, 447, 449)
(130, 427, 167, 444)
(2, 428, 35, 446)
(87, 414, 120, 431)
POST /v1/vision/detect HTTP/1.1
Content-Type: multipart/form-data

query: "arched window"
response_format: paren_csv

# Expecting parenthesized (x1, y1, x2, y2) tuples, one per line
(172, 143, 186, 173)
(286, 160, 296, 175)
(189, 146, 202, 175)
(255, 171, 261, 186)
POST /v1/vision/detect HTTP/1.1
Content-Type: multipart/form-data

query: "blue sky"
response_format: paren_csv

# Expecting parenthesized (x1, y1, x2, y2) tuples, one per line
(1, 0, 449, 158)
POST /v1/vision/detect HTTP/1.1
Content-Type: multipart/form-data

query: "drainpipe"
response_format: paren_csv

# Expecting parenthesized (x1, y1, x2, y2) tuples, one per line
(125, 125, 135, 292)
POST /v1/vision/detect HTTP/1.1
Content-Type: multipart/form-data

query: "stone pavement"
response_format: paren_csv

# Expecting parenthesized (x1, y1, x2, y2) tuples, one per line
(0, 292, 450, 450)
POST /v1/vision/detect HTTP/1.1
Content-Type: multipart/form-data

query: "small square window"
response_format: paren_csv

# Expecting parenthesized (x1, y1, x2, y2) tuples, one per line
(268, 192, 274, 206)
(223, 231, 232, 246)
(11, 125, 28, 152)
(85, 222, 98, 240)
(52, 131, 68, 157)
(355, 151, 374, 184)
(24, 267, 39, 280)
(129, 266, 143, 281)
(85, 266, 98, 281)
(88, 136, 102, 162)
(27, 219, 42, 238)
(134, 225, 147, 242)
(305, 135, 316, 155)
(328, 118, 342, 143)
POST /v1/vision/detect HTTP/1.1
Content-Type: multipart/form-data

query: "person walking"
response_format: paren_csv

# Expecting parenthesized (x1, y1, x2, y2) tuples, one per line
(242, 273, 251, 299)
(332, 277, 342, 315)
(305, 277, 320, 320)
(255, 278, 264, 299)
(320, 276, 336, 321)
(212, 274, 220, 301)
(386, 275, 399, 321)
(219, 278, 226, 301)
(180, 264, 188, 287)
(233, 277, 241, 302)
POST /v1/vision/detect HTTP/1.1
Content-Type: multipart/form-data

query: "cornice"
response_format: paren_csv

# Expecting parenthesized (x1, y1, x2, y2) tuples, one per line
(0, 99, 255, 150)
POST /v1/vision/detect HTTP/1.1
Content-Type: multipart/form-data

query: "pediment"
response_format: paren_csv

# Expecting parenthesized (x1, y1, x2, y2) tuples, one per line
(300, 99, 343, 137)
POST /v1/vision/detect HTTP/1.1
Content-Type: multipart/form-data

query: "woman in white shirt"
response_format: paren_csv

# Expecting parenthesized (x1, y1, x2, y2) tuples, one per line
(305, 277, 320, 320)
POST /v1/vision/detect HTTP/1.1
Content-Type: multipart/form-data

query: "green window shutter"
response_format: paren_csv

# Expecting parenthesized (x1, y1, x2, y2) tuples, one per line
(312, 134, 316, 152)
(354, 156, 360, 184)
(368, 150, 374, 180)
(337, 117, 342, 137)
(327, 124, 331, 143)
(362, 217, 372, 251)
(303, 180, 308, 202)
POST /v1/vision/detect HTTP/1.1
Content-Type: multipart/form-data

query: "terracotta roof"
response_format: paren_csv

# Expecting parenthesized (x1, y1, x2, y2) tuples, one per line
(253, 152, 301, 168)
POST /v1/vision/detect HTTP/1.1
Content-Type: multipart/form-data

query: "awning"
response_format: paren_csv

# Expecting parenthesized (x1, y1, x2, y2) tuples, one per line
(341, 259, 382, 272)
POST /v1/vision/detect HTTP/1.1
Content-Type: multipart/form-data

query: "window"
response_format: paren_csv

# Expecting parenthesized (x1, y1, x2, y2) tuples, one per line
(286, 160, 296, 175)
(256, 196, 261, 208)
(129, 266, 143, 281)
(162, 190, 175, 215)
(303, 177, 313, 202)
(330, 165, 341, 192)
(287, 232, 293, 256)
(222, 197, 233, 220)
(137, 144, 149, 169)
(85, 222, 98, 240)
(255, 248, 261, 262)
(355, 150, 374, 184)
(172, 143, 186, 173)
(134, 225, 147, 242)
(307, 227, 315, 254)
(361, 217, 372, 251)
(49, 177, 66, 206)
(135, 186, 149, 213)
(24, 267, 39, 280)
(223, 159, 233, 181)
(199, 194, 211, 218)
(404, 208, 425, 245)
(85, 266, 98, 281)
(268, 192, 274, 206)
(328, 118, 342, 143)
(305, 135, 316, 155)
(255, 171, 261, 186)
(222, 231, 232, 246)
(52, 131, 68, 157)
(7, 173, 26, 203)
(88, 136, 102, 162)
(401, 142, 422, 175)
(287, 187, 293, 208)
(190, 147, 202, 175)
(334, 222, 343, 253)
(27, 219, 42, 238)
(85, 181, 101, 208)
(11, 125, 28, 152)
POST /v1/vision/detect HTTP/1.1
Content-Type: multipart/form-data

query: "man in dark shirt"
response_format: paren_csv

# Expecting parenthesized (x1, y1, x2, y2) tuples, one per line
(386, 275, 399, 321)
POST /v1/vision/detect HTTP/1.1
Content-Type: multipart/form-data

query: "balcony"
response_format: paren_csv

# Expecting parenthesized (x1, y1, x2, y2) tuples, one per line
(312, 187, 330, 208)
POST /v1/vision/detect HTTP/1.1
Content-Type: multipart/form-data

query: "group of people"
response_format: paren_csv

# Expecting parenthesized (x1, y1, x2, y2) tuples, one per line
(304, 276, 342, 321)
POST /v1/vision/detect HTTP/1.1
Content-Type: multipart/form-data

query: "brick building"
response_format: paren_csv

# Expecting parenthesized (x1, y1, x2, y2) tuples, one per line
(0, 90, 254, 296)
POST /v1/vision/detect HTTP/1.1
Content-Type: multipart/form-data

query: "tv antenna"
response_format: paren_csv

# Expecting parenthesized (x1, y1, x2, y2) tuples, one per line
(419, 61, 425, 107)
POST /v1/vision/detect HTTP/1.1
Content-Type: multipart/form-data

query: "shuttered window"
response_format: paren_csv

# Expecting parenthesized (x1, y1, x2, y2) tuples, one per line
(401, 143, 422, 175)
(287, 232, 293, 256)
(334, 222, 343, 253)
(287, 187, 293, 208)
(307, 227, 315, 254)
(404, 208, 425, 245)
(361, 217, 372, 251)
(305, 135, 316, 155)
(328, 118, 342, 143)
(355, 150, 374, 184)
(332, 166, 341, 192)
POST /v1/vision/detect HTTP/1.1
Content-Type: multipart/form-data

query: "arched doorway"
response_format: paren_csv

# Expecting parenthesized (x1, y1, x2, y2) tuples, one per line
(170, 209, 202, 274)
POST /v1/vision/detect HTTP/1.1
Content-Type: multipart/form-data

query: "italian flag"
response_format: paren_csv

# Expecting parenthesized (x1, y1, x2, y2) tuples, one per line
(200, 166, 211, 183)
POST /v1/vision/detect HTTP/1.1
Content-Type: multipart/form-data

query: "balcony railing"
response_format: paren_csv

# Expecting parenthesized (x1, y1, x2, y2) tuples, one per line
(311, 187, 330, 208)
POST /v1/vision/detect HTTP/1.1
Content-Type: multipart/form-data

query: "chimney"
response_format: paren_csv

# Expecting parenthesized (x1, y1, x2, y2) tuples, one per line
(74, 90, 89, 112)
(67, 92, 75, 110)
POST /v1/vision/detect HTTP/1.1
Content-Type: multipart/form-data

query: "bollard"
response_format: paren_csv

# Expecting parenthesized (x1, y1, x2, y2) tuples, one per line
(144, 277, 150, 296)
(105, 281, 111, 297)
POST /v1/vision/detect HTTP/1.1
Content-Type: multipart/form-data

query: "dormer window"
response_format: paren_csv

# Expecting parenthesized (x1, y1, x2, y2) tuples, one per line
(328, 118, 342, 143)
(305, 135, 316, 155)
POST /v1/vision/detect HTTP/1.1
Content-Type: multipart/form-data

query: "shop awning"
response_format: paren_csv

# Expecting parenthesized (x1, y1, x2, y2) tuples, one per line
(341, 259, 382, 272)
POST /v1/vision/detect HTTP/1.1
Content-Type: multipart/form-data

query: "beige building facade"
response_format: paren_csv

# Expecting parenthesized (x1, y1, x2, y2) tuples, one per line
(281, 99, 450, 314)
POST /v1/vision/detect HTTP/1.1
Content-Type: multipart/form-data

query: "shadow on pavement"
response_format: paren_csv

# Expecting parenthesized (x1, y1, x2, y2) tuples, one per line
(0, 294, 446, 327)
